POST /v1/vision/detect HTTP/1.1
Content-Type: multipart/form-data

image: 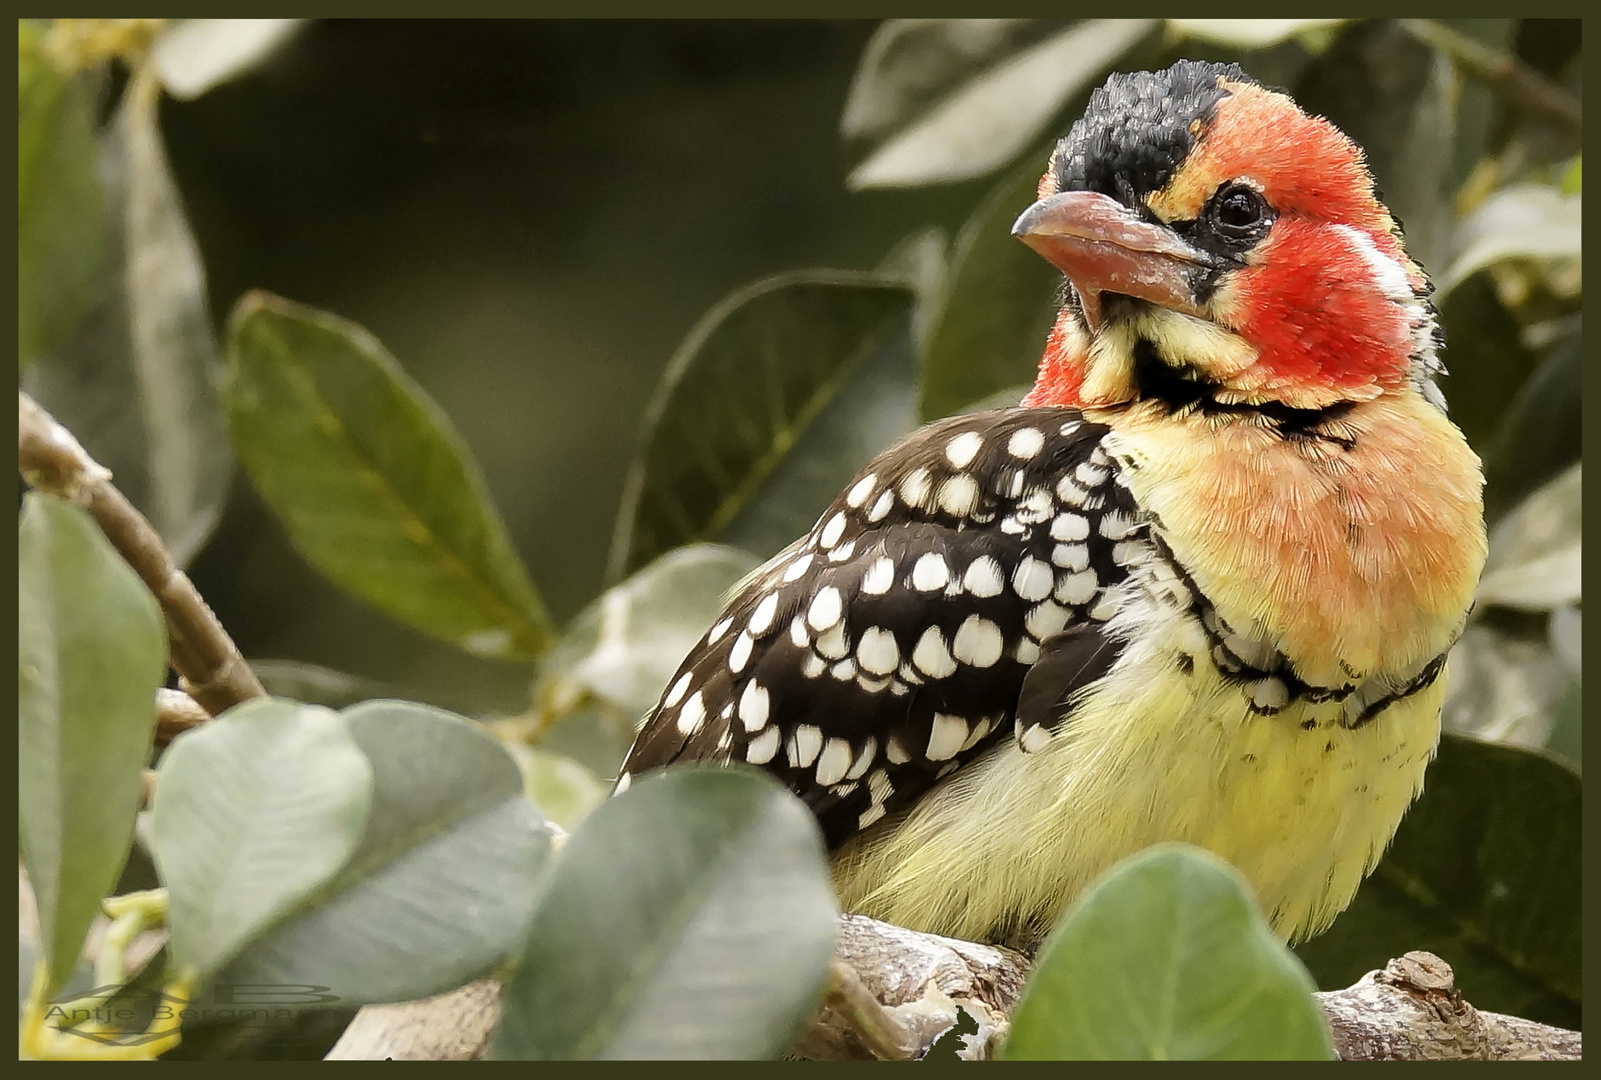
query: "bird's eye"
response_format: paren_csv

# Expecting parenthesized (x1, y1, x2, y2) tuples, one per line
(1208, 183, 1273, 243)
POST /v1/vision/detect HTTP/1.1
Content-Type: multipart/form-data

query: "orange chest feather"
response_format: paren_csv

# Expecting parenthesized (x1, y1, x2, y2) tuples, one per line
(1098, 394, 1486, 684)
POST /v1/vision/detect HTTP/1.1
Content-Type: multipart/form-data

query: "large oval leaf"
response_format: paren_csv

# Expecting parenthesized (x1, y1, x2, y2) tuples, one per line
(149, 698, 373, 982)
(1002, 844, 1333, 1060)
(213, 701, 555, 1006)
(22, 68, 233, 566)
(527, 544, 760, 775)
(490, 767, 838, 1060)
(606, 271, 915, 580)
(222, 292, 550, 659)
(1476, 463, 1580, 611)
(17, 20, 106, 369)
(18, 494, 167, 997)
(1294, 734, 1580, 1030)
(844, 19, 1156, 189)
(918, 154, 1061, 420)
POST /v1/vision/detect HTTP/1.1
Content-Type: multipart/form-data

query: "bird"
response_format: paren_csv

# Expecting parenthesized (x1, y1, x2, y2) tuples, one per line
(615, 59, 1487, 952)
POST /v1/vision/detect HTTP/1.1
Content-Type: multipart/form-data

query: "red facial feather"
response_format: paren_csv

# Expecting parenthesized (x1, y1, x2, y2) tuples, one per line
(1020, 309, 1086, 408)
(1225, 219, 1413, 397)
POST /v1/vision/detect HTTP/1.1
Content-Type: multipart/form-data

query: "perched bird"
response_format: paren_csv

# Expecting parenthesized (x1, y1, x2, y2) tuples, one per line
(617, 60, 1487, 951)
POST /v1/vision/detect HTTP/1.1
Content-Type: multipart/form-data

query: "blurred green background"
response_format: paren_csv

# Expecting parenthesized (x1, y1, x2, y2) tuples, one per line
(168, 21, 985, 710)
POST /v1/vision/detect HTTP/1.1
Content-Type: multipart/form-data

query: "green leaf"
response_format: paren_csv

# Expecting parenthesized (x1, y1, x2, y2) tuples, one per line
(918, 156, 1061, 420)
(18, 21, 106, 370)
(1295, 735, 1581, 1030)
(22, 68, 232, 566)
(222, 291, 551, 659)
(1167, 19, 1347, 49)
(606, 272, 915, 579)
(1443, 622, 1579, 763)
(491, 767, 838, 1060)
(509, 745, 609, 831)
(844, 19, 1156, 189)
(18, 494, 166, 998)
(1439, 183, 1583, 297)
(1480, 331, 1582, 525)
(213, 701, 556, 1007)
(1003, 845, 1333, 1060)
(539, 544, 761, 724)
(150, 698, 373, 982)
(1476, 462, 1580, 611)
(150, 19, 305, 100)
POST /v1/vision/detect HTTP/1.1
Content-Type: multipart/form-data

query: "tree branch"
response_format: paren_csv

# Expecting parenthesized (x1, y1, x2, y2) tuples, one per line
(19, 390, 265, 717)
(1399, 19, 1581, 144)
(325, 914, 1581, 1061)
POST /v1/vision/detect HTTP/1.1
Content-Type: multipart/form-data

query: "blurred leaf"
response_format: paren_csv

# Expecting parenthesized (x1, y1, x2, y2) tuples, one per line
(150, 699, 373, 982)
(846, 19, 1156, 189)
(1003, 845, 1332, 1060)
(1548, 605, 1580, 681)
(1477, 462, 1580, 611)
(606, 271, 914, 579)
(508, 745, 609, 831)
(151, 19, 306, 100)
(876, 225, 947, 350)
(18, 20, 107, 369)
(919, 155, 1060, 420)
(1479, 326, 1580, 524)
(491, 767, 837, 1060)
(214, 701, 555, 1007)
(1443, 622, 1576, 760)
(1439, 183, 1582, 296)
(1560, 156, 1580, 194)
(1295, 735, 1580, 1030)
(22, 69, 232, 566)
(1431, 272, 1540, 462)
(223, 292, 551, 660)
(1294, 20, 1457, 271)
(250, 659, 409, 711)
(537, 544, 760, 728)
(1168, 19, 1346, 49)
(18, 495, 166, 998)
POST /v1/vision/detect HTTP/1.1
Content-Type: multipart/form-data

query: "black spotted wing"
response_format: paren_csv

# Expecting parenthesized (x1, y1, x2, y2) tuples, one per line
(619, 407, 1142, 849)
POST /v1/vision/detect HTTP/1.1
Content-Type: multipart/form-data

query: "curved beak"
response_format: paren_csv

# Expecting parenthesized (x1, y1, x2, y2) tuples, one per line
(1012, 190, 1211, 332)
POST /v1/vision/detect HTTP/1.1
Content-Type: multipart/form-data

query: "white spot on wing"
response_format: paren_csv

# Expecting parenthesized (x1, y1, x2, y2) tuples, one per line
(1011, 556, 1054, 601)
(1025, 601, 1069, 641)
(867, 489, 894, 522)
(1051, 513, 1090, 541)
(663, 672, 691, 709)
(847, 738, 877, 780)
(911, 552, 949, 591)
(816, 737, 853, 786)
(862, 556, 895, 595)
(788, 724, 823, 767)
(728, 631, 754, 673)
(749, 592, 779, 634)
(937, 474, 980, 517)
(746, 725, 781, 765)
(614, 771, 631, 794)
(819, 512, 847, 550)
(1019, 723, 1052, 753)
(885, 736, 910, 764)
(859, 804, 886, 829)
(963, 556, 1004, 598)
(899, 467, 932, 509)
(815, 622, 849, 660)
(707, 618, 733, 645)
(808, 587, 843, 631)
(1056, 569, 1098, 605)
(857, 626, 900, 675)
(927, 713, 968, 760)
(846, 473, 878, 508)
(782, 554, 814, 582)
(738, 680, 770, 731)
(952, 615, 1003, 668)
(912, 626, 957, 678)
(1008, 427, 1044, 458)
(676, 692, 706, 736)
(945, 430, 984, 467)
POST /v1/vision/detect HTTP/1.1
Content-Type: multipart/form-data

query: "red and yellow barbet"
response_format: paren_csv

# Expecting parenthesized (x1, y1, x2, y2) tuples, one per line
(619, 60, 1487, 950)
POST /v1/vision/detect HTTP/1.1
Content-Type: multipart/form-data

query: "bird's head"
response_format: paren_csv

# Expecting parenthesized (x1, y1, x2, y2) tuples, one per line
(1016, 60, 1443, 415)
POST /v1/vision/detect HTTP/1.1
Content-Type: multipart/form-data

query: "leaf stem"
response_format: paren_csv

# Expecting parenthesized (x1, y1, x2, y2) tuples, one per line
(18, 390, 265, 716)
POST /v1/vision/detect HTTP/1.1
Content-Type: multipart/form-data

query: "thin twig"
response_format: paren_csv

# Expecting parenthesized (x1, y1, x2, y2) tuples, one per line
(1400, 19, 1581, 144)
(154, 687, 211, 747)
(19, 390, 265, 716)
